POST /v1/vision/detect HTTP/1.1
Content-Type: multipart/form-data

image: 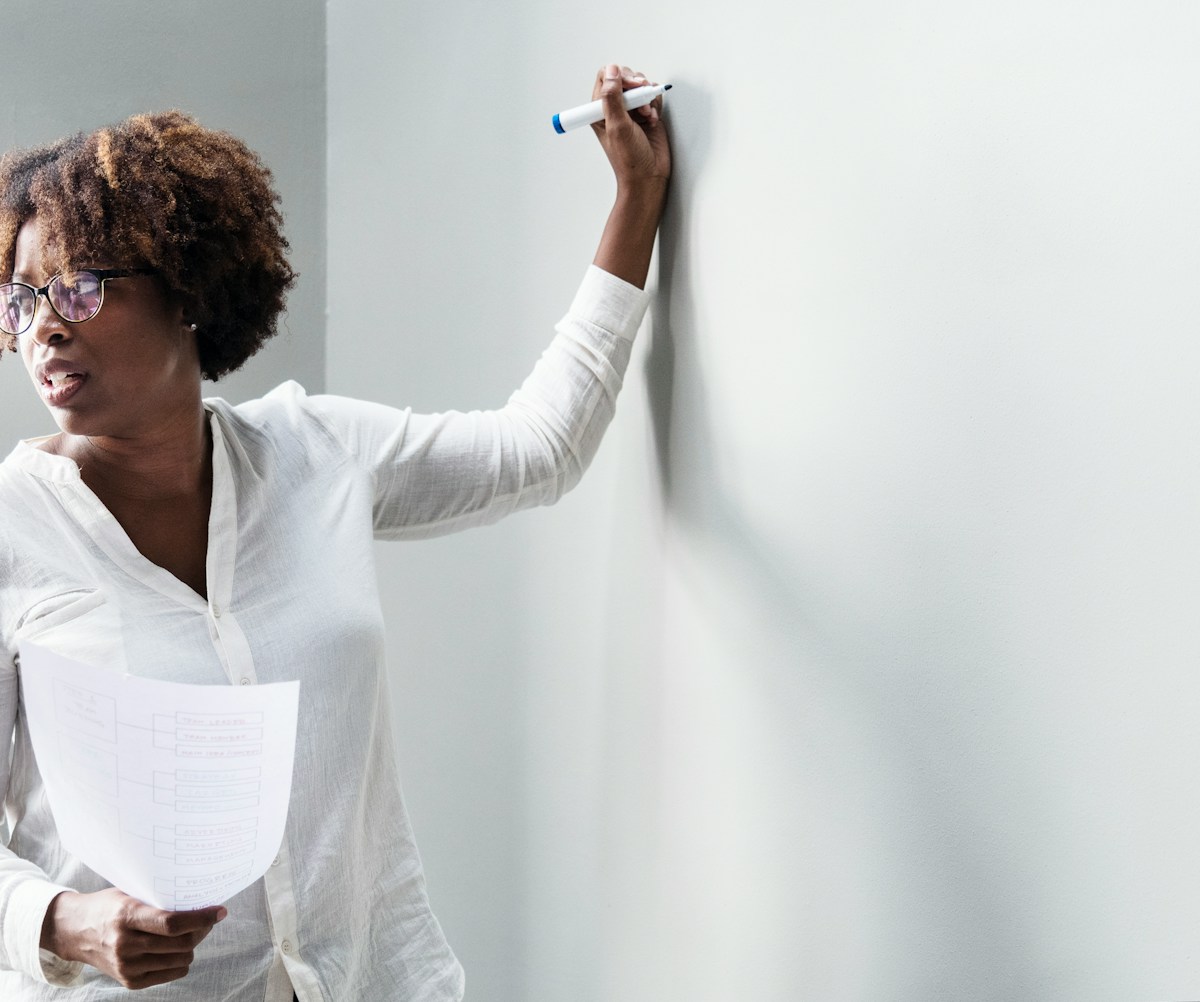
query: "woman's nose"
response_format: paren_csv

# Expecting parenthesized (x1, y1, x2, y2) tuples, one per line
(25, 292, 68, 346)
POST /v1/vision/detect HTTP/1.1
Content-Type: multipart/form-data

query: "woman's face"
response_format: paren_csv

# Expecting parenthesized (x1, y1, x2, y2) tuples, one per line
(14, 214, 202, 440)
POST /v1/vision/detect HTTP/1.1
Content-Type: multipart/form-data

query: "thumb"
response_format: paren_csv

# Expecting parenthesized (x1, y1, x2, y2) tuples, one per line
(132, 902, 227, 937)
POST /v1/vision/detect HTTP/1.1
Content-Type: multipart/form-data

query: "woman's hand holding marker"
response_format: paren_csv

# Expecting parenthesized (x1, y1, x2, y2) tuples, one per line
(585, 63, 672, 289)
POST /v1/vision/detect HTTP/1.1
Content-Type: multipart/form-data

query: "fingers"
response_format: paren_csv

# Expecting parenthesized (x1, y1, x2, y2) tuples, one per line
(109, 949, 196, 990)
(128, 901, 227, 939)
(591, 63, 661, 128)
(628, 67, 662, 125)
(128, 925, 215, 954)
(110, 901, 224, 988)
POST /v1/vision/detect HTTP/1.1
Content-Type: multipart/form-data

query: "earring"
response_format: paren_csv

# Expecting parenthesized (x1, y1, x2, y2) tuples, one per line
(189, 323, 198, 331)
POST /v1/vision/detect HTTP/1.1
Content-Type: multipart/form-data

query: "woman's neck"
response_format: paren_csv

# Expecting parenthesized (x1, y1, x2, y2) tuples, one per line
(51, 404, 213, 503)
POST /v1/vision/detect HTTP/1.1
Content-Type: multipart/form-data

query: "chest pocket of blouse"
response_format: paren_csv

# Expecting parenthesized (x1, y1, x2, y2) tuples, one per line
(14, 589, 128, 674)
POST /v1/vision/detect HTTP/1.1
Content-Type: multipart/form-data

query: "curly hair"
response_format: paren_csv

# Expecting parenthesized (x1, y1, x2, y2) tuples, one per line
(0, 111, 296, 380)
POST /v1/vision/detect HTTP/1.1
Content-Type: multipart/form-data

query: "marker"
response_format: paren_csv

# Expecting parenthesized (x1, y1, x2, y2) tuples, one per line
(552, 83, 672, 134)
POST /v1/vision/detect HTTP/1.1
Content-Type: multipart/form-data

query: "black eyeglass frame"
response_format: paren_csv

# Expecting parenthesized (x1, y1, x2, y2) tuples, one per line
(0, 268, 158, 336)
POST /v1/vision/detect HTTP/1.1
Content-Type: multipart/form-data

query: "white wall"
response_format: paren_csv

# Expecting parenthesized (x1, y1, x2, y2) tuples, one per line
(330, 3, 1200, 1000)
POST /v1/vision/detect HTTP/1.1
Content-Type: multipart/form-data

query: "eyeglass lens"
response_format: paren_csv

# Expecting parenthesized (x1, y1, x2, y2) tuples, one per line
(0, 272, 104, 335)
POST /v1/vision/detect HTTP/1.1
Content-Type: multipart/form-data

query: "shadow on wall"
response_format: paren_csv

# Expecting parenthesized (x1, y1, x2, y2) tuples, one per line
(650, 77, 816, 700)
(639, 84, 1050, 997)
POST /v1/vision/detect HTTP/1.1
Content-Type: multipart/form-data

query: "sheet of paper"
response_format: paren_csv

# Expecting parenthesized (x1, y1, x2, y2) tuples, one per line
(18, 641, 299, 911)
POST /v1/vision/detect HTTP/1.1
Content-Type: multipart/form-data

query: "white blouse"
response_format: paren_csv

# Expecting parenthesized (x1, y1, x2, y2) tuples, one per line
(0, 266, 648, 1001)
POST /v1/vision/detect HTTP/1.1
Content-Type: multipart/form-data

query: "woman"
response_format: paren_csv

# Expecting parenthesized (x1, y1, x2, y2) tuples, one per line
(0, 63, 670, 999)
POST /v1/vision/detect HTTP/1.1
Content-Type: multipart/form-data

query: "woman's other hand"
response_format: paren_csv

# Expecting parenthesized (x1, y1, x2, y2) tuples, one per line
(40, 888, 226, 990)
(590, 64, 672, 193)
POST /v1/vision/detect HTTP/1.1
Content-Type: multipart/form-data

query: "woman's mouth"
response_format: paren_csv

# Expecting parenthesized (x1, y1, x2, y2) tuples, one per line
(40, 371, 88, 406)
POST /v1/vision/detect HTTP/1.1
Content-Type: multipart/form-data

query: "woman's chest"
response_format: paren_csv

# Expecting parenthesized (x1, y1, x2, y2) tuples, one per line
(104, 494, 211, 600)
(5, 471, 383, 685)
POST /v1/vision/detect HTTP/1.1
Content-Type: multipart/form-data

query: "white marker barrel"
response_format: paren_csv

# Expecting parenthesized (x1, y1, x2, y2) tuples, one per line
(552, 83, 671, 134)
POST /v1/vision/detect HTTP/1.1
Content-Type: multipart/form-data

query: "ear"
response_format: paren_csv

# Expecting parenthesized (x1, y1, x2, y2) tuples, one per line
(175, 293, 202, 336)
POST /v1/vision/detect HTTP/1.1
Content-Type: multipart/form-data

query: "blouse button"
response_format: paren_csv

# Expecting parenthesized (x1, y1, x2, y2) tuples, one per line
(211, 603, 222, 618)
(239, 677, 251, 686)
(272, 856, 281, 867)
(281, 939, 292, 954)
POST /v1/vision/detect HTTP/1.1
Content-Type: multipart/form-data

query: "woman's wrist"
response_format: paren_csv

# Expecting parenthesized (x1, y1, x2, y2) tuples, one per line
(594, 184, 668, 289)
(40, 891, 79, 959)
(614, 178, 668, 212)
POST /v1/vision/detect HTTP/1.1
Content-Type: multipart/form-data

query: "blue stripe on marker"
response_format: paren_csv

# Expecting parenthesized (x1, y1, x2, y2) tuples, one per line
(553, 114, 565, 134)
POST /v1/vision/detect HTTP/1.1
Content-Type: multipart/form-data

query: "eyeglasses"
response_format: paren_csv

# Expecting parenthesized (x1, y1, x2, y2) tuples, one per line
(0, 268, 156, 336)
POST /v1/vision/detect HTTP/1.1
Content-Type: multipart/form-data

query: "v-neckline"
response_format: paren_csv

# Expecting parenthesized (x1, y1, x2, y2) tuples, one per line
(19, 406, 237, 614)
